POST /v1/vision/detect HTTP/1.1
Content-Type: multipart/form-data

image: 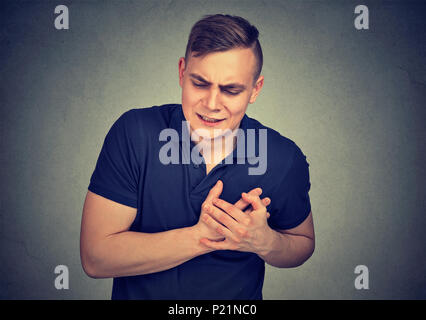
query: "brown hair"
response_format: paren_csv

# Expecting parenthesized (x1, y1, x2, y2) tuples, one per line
(184, 14, 263, 82)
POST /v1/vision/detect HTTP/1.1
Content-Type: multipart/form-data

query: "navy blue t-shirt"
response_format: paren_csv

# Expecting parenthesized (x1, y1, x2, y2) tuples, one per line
(88, 104, 311, 300)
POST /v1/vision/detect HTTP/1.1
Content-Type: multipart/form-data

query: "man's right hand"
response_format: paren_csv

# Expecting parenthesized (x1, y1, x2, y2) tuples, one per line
(193, 180, 271, 243)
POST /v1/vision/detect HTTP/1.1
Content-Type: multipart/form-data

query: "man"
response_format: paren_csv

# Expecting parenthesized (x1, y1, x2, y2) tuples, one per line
(80, 14, 314, 300)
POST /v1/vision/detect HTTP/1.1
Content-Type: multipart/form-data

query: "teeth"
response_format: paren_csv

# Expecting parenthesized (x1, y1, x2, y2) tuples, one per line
(200, 115, 221, 123)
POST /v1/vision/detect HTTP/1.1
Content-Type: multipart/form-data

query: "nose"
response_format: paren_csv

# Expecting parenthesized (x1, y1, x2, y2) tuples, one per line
(204, 87, 221, 111)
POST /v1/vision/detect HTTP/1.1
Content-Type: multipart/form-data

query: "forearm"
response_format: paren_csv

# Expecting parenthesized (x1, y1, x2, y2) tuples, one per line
(82, 226, 210, 278)
(257, 230, 315, 268)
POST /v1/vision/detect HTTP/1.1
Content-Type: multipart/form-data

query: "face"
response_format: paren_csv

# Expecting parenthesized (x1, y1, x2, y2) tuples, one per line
(178, 47, 264, 140)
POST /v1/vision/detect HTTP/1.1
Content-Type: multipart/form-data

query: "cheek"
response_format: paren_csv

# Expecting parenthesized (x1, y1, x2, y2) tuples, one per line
(223, 96, 249, 116)
(182, 85, 203, 106)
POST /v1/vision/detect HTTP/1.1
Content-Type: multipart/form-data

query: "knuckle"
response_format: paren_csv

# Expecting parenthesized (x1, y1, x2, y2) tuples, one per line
(215, 198, 224, 206)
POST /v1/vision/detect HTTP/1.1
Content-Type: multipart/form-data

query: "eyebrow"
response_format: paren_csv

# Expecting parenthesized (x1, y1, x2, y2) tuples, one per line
(189, 73, 246, 91)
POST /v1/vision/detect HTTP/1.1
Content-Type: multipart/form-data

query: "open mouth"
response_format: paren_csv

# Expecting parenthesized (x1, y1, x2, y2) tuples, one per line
(197, 113, 225, 124)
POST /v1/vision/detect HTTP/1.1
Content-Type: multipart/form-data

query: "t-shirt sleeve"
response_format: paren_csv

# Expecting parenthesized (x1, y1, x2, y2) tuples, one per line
(268, 144, 312, 230)
(88, 111, 139, 208)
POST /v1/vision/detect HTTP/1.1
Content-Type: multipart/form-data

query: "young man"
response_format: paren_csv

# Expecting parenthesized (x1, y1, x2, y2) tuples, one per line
(80, 14, 314, 300)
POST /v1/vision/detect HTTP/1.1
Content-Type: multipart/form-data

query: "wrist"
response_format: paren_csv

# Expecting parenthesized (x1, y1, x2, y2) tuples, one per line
(255, 227, 281, 258)
(187, 225, 214, 255)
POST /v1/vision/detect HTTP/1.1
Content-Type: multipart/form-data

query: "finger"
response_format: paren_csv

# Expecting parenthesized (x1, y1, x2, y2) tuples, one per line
(262, 198, 271, 219)
(245, 197, 270, 214)
(206, 202, 244, 233)
(246, 208, 270, 219)
(233, 187, 262, 211)
(263, 197, 271, 219)
(202, 211, 241, 243)
(204, 180, 223, 205)
(262, 197, 271, 207)
(212, 198, 248, 225)
(241, 192, 265, 211)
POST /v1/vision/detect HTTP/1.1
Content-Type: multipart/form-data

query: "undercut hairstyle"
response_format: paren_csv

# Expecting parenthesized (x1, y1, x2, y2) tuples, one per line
(184, 14, 263, 83)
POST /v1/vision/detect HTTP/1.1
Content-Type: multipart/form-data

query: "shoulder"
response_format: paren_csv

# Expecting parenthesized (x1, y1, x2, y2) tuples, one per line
(103, 104, 179, 156)
(245, 115, 309, 177)
(114, 104, 179, 136)
(118, 104, 179, 127)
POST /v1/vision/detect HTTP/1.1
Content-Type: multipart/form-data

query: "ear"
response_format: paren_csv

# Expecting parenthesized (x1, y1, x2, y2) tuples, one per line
(249, 75, 264, 104)
(178, 57, 186, 88)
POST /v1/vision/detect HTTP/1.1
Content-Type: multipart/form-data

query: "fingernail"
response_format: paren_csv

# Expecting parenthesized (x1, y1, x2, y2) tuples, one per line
(257, 188, 263, 195)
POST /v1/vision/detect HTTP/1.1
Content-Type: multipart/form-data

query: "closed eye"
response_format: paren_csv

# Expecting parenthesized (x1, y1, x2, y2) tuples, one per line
(192, 81, 241, 96)
(223, 90, 241, 96)
(192, 81, 208, 88)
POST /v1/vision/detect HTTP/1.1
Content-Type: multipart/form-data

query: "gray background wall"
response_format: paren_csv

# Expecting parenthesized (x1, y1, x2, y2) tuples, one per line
(1, 0, 425, 299)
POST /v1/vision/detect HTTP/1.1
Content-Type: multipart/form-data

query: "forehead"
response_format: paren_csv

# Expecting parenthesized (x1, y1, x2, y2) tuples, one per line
(187, 47, 256, 83)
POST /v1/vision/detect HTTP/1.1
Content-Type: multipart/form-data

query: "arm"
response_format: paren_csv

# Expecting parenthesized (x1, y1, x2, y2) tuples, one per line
(80, 181, 268, 278)
(201, 192, 315, 268)
(80, 191, 209, 278)
(257, 211, 315, 268)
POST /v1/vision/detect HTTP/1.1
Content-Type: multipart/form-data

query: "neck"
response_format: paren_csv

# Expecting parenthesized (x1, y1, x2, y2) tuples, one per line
(189, 125, 238, 165)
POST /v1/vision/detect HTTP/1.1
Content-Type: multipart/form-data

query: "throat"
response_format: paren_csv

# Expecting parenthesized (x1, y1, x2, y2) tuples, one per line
(199, 136, 237, 175)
